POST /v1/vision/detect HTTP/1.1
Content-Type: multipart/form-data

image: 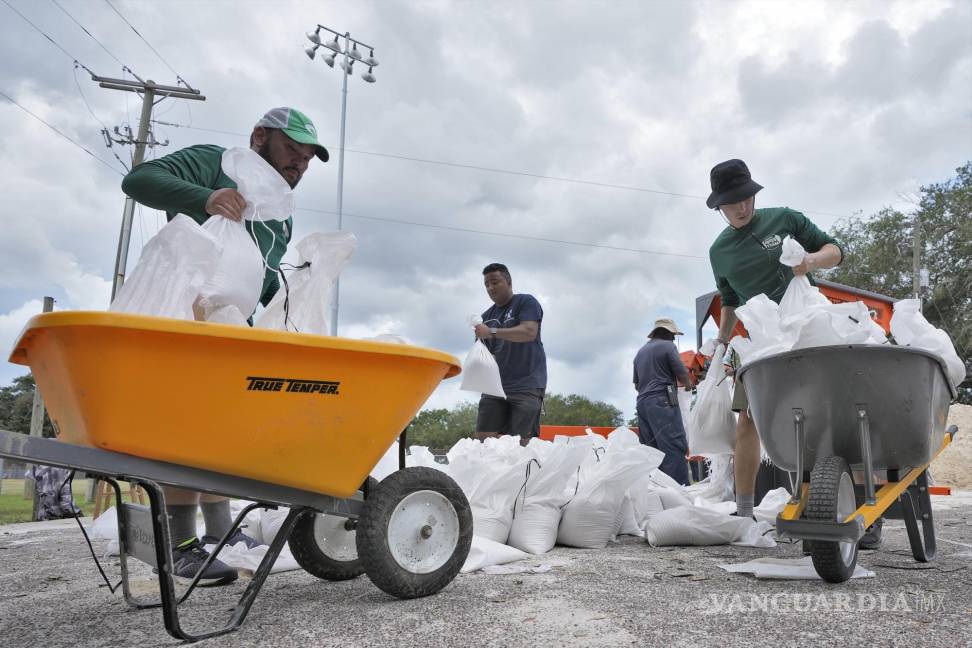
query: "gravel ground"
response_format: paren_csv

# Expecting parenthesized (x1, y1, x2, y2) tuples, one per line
(2, 492, 971, 648)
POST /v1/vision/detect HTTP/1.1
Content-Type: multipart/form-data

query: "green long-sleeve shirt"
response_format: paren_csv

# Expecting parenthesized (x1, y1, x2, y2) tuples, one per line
(121, 144, 292, 308)
(708, 207, 842, 307)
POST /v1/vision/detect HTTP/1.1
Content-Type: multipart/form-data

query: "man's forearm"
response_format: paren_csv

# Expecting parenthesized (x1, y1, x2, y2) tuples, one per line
(121, 163, 213, 223)
(493, 323, 538, 343)
(807, 243, 842, 271)
(717, 306, 737, 344)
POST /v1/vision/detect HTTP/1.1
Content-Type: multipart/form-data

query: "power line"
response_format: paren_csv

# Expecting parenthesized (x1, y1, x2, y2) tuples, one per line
(51, 0, 125, 68)
(0, 89, 124, 175)
(295, 205, 708, 260)
(149, 121, 850, 218)
(102, 0, 192, 89)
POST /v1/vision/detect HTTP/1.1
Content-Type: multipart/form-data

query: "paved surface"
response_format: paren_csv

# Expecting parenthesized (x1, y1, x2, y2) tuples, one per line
(1, 493, 971, 647)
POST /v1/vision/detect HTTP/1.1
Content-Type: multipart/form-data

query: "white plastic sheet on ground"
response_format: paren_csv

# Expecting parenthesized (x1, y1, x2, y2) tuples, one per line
(719, 556, 875, 580)
(110, 214, 220, 319)
(688, 358, 736, 456)
(460, 535, 530, 573)
(459, 340, 506, 398)
(891, 298, 966, 389)
(255, 232, 357, 335)
(557, 428, 663, 549)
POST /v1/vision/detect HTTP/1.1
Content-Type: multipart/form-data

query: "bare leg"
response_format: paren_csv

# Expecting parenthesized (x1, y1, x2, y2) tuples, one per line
(734, 410, 761, 505)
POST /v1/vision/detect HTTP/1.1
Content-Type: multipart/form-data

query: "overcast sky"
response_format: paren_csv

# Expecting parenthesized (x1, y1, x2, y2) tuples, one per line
(1, 0, 970, 419)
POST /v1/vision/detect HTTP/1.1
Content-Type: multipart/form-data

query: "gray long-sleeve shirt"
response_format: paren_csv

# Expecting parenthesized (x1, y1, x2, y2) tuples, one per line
(633, 338, 689, 402)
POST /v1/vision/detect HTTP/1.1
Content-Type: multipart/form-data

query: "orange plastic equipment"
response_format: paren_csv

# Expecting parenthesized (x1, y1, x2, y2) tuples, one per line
(9, 312, 461, 498)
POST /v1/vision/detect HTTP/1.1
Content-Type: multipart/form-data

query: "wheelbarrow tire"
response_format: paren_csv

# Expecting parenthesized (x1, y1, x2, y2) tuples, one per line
(357, 467, 472, 599)
(288, 477, 378, 581)
(806, 456, 859, 583)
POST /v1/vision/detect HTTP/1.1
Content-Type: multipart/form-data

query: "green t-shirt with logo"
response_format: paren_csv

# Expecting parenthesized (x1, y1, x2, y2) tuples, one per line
(121, 144, 293, 309)
(708, 207, 841, 307)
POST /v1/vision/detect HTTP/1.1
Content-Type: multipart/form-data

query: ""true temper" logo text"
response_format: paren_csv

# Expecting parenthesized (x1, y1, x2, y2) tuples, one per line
(246, 376, 340, 395)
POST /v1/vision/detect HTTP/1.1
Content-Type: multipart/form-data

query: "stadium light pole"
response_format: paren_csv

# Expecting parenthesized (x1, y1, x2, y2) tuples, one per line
(304, 25, 378, 336)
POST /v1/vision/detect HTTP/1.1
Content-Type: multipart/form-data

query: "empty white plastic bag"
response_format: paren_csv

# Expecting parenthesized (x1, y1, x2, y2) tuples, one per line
(687, 356, 736, 456)
(110, 214, 221, 320)
(255, 231, 357, 334)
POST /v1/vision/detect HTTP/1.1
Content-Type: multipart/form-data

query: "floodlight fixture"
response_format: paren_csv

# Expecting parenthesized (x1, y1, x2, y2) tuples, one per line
(306, 28, 322, 45)
(364, 50, 379, 67)
(304, 44, 319, 60)
(349, 43, 363, 60)
(340, 59, 355, 74)
(323, 52, 336, 68)
(361, 66, 376, 83)
(325, 36, 343, 53)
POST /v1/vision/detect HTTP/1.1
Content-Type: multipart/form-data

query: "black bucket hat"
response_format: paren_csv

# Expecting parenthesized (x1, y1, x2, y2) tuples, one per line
(706, 159, 763, 209)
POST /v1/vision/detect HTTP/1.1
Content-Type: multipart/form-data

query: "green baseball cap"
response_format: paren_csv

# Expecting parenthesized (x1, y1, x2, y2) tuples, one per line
(255, 107, 329, 162)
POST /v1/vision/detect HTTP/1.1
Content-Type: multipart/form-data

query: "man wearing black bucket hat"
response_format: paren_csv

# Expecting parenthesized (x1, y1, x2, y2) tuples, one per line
(706, 159, 849, 528)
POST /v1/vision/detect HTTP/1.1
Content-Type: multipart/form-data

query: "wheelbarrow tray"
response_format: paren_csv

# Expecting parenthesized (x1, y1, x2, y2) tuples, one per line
(738, 344, 954, 473)
(8, 311, 460, 498)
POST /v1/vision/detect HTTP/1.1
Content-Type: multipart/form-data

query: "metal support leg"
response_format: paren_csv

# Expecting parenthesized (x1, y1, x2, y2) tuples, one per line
(899, 470, 936, 562)
(398, 428, 407, 471)
(856, 405, 876, 505)
(790, 409, 805, 505)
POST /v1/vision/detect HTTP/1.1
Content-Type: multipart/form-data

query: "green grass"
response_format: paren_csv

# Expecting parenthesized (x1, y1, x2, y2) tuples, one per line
(0, 479, 141, 525)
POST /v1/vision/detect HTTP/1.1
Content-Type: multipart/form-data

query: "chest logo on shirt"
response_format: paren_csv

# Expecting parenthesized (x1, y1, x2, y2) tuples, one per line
(761, 234, 782, 250)
(503, 310, 516, 323)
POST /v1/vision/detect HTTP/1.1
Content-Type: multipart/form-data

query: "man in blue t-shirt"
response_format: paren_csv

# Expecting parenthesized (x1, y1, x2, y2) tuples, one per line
(473, 263, 547, 443)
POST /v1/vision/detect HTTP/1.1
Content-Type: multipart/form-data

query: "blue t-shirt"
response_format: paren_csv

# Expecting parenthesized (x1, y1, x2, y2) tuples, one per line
(481, 293, 547, 392)
(633, 338, 689, 403)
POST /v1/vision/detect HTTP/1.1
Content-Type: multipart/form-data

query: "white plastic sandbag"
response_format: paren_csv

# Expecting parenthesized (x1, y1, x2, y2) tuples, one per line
(687, 355, 736, 456)
(507, 443, 590, 554)
(255, 232, 357, 335)
(644, 505, 751, 547)
(194, 215, 265, 320)
(891, 299, 966, 388)
(778, 275, 830, 320)
(448, 436, 529, 543)
(557, 428, 663, 549)
(460, 340, 506, 398)
(460, 535, 530, 573)
(110, 214, 221, 319)
(221, 147, 294, 222)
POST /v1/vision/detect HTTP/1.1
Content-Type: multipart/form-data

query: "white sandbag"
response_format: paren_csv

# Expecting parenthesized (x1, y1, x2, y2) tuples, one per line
(508, 443, 589, 554)
(731, 520, 777, 548)
(735, 295, 792, 349)
(754, 487, 791, 526)
(891, 298, 966, 388)
(449, 438, 529, 543)
(260, 506, 291, 544)
(459, 340, 506, 398)
(370, 441, 400, 482)
(644, 505, 751, 547)
(195, 215, 265, 320)
(110, 214, 220, 320)
(616, 475, 666, 537)
(405, 446, 442, 469)
(688, 359, 736, 456)
(204, 304, 248, 326)
(557, 429, 663, 549)
(779, 275, 830, 320)
(221, 147, 294, 223)
(460, 535, 530, 573)
(255, 232, 357, 335)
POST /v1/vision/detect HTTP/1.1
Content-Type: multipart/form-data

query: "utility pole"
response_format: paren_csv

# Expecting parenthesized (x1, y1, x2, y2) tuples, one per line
(912, 215, 922, 311)
(24, 297, 54, 515)
(89, 73, 206, 299)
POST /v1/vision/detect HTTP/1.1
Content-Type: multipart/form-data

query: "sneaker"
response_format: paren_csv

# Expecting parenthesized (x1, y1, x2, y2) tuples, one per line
(857, 517, 883, 550)
(170, 538, 239, 586)
(201, 528, 265, 550)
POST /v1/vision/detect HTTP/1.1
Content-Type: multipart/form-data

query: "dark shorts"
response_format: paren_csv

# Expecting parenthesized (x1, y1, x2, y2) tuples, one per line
(476, 389, 545, 439)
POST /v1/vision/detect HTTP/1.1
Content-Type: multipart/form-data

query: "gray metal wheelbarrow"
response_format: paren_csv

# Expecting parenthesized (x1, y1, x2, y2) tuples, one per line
(738, 344, 959, 582)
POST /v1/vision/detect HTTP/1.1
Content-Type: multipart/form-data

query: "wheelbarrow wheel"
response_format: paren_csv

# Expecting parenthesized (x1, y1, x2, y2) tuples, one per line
(806, 456, 859, 583)
(288, 477, 378, 581)
(357, 467, 472, 599)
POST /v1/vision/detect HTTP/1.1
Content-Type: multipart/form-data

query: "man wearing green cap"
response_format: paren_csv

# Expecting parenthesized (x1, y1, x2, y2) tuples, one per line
(121, 107, 328, 586)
